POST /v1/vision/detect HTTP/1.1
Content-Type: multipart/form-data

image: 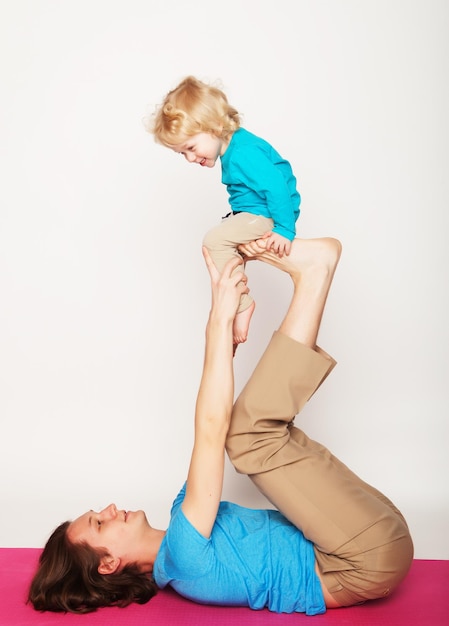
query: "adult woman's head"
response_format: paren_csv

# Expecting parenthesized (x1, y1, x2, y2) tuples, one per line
(28, 504, 159, 613)
(149, 75, 241, 147)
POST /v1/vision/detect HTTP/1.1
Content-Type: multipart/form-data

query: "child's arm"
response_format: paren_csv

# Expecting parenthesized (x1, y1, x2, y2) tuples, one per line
(227, 145, 300, 245)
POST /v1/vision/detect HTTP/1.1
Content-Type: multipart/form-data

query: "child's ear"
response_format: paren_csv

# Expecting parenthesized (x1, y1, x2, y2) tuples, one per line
(98, 555, 120, 575)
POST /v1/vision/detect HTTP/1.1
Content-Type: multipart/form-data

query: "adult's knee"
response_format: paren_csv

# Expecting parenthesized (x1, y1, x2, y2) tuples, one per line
(226, 420, 293, 476)
(225, 426, 265, 476)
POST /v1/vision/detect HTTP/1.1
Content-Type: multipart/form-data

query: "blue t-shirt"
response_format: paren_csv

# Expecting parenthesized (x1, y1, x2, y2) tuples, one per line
(153, 484, 325, 615)
(220, 128, 301, 241)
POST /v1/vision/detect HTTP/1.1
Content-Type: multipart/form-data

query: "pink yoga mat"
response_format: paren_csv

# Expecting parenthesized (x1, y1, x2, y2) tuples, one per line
(0, 549, 447, 625)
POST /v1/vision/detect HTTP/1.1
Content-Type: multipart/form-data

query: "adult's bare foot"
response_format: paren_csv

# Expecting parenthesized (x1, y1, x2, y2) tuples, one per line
(238, 238, 342, 347)
(238, 237, 341, 284)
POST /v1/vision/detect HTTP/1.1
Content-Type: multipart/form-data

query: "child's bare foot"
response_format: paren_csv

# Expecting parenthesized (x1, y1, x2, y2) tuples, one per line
(233, 301, 255, 345)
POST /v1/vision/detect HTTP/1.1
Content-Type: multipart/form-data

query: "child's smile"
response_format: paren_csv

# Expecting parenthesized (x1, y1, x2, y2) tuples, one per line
(171, 132, 226, 168)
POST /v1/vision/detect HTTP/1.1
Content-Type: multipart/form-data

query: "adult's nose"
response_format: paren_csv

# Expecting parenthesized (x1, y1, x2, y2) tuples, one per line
(99, 503, 118, 520)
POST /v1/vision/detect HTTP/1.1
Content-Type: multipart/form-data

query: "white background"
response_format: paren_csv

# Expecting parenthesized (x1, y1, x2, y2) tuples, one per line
(1, 0, 448, 559)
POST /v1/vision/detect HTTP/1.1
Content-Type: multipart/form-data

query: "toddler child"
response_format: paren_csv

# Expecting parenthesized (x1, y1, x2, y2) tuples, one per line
(149, 76, 301, 347)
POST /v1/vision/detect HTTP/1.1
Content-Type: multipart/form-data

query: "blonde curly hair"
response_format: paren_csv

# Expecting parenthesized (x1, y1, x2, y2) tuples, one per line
(148, 76, 241, 146)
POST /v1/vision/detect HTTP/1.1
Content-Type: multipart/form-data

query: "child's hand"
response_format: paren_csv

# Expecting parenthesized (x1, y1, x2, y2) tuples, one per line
(264, 232, 292, 257)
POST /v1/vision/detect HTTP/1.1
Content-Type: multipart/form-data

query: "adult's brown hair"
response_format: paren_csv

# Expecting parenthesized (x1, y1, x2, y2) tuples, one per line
(28, 521, 158, 613)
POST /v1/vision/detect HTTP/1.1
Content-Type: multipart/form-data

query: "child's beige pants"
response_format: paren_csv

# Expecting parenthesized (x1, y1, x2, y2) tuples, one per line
(203, 212, 274, 313)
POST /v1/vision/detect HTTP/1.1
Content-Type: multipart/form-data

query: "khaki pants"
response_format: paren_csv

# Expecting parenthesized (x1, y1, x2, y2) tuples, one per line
(203, 212, 274, 313)
(226, 331, 414, 606)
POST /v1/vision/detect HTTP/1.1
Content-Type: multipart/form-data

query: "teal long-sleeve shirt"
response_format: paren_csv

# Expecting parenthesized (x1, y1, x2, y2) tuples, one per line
(220, 128, 301, 241)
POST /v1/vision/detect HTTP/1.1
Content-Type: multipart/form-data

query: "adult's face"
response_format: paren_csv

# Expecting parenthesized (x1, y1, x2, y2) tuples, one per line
(68, 503, 151, 572)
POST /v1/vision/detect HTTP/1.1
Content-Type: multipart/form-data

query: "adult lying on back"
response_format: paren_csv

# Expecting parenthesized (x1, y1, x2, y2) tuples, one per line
(29, 237, 413, 614)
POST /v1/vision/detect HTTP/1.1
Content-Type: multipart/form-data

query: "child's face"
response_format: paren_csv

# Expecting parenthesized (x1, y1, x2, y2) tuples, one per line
(169, 132, 225, 168)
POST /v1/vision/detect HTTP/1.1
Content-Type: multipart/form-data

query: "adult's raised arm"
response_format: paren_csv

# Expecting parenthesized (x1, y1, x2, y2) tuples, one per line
(181, 248, 248, 538)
